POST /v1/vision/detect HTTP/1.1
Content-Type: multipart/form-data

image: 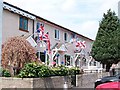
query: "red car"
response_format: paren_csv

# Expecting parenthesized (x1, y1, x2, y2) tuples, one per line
(96, 81, 120, 90)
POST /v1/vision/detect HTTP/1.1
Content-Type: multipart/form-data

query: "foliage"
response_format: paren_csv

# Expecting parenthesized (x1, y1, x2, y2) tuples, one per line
(68, 67, 80, 75)
(50, 65, 69, 76)
(18, 63, 81, 78)
(91, 9, 120, 67)
(2, 36, 37, 75)
(2, 69, 11, 77)
(18, 62, 51, 78)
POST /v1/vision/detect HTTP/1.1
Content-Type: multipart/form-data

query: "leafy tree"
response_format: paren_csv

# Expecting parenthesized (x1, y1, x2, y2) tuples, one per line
(2, 36, 38, 75)
(91, 9, 120, 71)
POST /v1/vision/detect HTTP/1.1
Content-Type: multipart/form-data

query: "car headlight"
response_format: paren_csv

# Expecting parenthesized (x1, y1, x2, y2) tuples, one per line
(95, 79, 102, 82)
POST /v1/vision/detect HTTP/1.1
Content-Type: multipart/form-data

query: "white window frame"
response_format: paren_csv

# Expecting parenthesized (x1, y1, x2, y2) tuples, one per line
(64, 54, 71, 66)
(64, 32, 68, 42)
(55, 29, 60, 40)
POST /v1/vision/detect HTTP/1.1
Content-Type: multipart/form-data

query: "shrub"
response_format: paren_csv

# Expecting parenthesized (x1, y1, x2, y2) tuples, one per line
(68, 67, 80, 75)
(2, 69, 11, 77)
(38, 65, 51, 77)
(18, 62, 81, 78)
(50, 65, 81, 76)
(18, 62, 51, 78)
(2, 36, 37, 75)
(50, 65, 69, 76)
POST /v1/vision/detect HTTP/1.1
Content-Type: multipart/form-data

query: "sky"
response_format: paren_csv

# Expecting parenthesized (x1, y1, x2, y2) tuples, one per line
(3, 0, 120, 40)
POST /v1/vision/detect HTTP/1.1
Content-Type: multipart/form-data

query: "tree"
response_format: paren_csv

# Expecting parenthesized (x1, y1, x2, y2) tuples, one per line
(2, 36, 38, 75)
(91, 9, 120, 72)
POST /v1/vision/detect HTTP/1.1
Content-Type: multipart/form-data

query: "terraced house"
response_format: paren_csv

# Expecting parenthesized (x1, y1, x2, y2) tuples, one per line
(2, 2, 102, 69)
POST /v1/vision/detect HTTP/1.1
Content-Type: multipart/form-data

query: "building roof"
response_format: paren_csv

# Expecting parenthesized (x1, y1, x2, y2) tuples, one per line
(3, 2, 94, 41)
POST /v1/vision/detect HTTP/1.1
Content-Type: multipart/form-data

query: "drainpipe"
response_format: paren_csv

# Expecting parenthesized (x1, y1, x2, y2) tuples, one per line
(0, 0, 3, 76)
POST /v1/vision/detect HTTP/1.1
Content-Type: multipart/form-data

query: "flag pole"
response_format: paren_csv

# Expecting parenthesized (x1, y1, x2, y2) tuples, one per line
(0, 0, 3, 76)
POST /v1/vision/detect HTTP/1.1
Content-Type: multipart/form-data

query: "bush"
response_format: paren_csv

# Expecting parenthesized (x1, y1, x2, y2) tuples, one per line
(68, 67, 80, 75)
(2, 36, 37, 75)
(50, 65, 81, 76)
(50, 65, 69, 76)
(18, 62, 51, 78)
(2, 69, 11, 77)
(37, 64, 51, 77)
(18, 62, 81, 78)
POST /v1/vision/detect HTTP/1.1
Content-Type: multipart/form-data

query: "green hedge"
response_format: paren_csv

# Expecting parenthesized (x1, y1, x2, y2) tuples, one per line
(50, 65, 69, 76)
(2, 69, 11, 77)
(18, 62, 51, 78)
(18, 62, 81, 78)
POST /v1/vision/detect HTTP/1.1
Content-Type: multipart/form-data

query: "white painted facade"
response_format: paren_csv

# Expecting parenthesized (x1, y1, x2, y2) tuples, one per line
(2, 2, 102, 70)
(0, 0, 3, 71)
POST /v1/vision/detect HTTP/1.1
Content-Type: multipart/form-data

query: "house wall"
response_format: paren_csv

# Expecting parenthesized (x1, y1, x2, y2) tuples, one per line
(2, 3, 94, 67)
(2, 9, 34, 43)
(36, 19, 93, 66)
(0, 0, 3, 69)
(36, 19, 93, 54)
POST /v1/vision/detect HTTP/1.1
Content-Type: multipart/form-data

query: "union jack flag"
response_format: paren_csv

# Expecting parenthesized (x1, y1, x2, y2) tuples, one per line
(80, 41, 86, 49)
(43, 32, 51, 54)
(37, 24, 44, 33)
(76, 41, 86, 49)
(37, 24, 44, 40)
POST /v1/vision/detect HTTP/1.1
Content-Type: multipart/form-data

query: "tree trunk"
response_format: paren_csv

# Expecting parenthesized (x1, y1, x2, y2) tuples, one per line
(102, 63, 105, 69)
(106, 63, 112, 72)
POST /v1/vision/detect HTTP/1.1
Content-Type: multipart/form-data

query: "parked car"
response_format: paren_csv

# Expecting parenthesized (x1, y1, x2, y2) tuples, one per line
(94, 73, 120, 88)
(96, 81, 120, 90)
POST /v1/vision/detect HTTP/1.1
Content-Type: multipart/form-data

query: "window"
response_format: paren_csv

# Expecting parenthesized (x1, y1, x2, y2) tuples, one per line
(36, 22, 44, 30)
(36, 22, 40, 30)
(55, 29, 60, 40)
(53, 53, 59, 66)
(71, 33, 75, 38)
(19, 16, 28, 31)
(64, 32, 67, 41)
(40, 52, 45, 62)
(36, 52, 45, 62)
(64, 55, 70, 66)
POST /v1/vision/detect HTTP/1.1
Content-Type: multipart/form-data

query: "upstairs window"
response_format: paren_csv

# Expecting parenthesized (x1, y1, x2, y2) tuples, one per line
(71, 33, 75, 38)
(19, 16, 28, 31)
(36, 22, 40, 30)
(64, 32, 67, 41)
(55, 29, 60, 40)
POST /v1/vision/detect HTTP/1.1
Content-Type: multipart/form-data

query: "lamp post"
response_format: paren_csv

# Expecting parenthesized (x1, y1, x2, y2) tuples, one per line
(0, 0, 3, 76)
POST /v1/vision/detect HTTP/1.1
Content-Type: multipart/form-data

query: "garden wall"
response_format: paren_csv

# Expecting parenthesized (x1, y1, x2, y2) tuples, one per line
(0, 72, 109, 89)
(0, 76, 71, 89)
(76, 72, 109, 88)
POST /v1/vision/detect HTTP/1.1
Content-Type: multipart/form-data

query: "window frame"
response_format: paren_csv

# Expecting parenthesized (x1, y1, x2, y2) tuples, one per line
(19, 16, 28, 32)
(64, 32, 68, 42)
(55, 29, 60, 40)
(64, 54, 71, 66)
(71, 33, 75, 38)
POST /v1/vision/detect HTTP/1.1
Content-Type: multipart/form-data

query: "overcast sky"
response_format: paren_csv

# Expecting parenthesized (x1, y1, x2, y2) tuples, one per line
(4, 0, 120, 40)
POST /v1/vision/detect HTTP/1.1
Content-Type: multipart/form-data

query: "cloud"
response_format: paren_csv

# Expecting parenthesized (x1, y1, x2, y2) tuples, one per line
(77, 21, 99, 40)
(62, 20, 99, 40)
(61, 0, 76, 12)
(3, 0, 119, 40)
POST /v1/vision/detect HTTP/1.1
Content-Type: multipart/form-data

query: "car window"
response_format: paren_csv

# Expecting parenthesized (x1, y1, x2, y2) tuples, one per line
(115, 73, 120, 79)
